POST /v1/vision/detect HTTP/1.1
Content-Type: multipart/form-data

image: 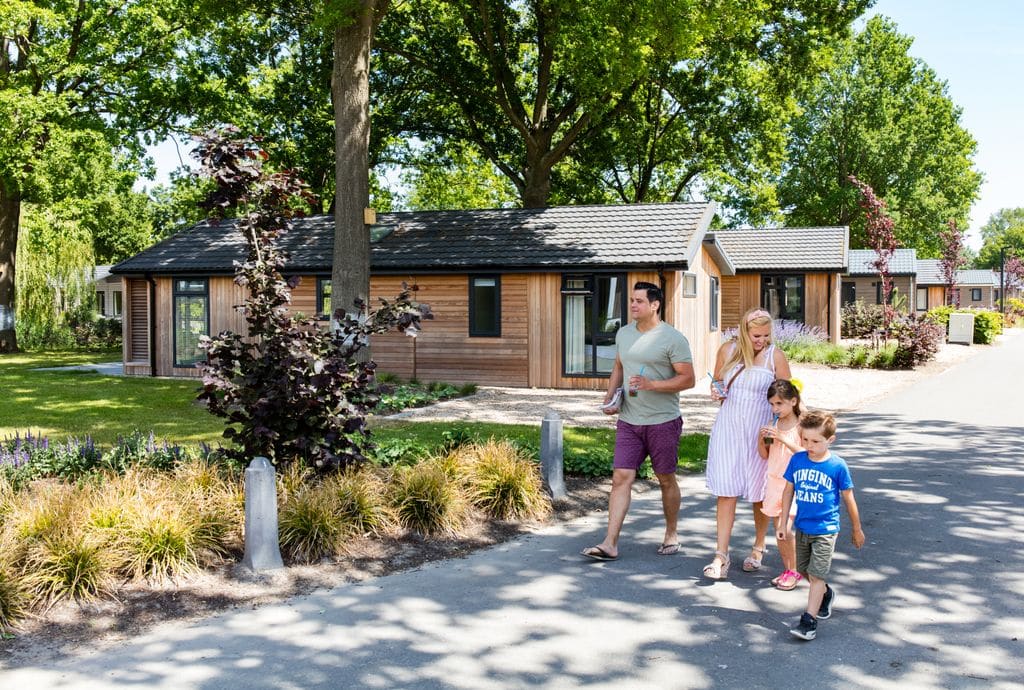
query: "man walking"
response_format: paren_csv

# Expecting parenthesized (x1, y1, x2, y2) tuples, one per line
(582, 281, 695, 561)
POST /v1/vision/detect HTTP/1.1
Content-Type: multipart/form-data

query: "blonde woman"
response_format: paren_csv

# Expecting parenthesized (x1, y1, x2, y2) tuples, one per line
(703, 308, 791, 579)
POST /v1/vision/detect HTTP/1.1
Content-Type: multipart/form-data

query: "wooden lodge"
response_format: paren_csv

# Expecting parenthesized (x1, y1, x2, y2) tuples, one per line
(111, 204, 850, 387)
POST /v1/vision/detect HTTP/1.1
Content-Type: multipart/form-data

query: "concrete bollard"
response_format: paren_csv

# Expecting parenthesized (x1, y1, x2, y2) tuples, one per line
(540, 411, 567, 499)
(241, 456, 284, 572)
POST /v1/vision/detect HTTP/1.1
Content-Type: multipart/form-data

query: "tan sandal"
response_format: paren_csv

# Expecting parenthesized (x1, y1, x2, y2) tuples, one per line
(703, 551, 730, 579)
(742, 546, 765, 572)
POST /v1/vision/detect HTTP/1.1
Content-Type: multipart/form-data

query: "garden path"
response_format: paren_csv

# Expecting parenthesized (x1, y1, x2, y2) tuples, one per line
(384, 335, 993, 433)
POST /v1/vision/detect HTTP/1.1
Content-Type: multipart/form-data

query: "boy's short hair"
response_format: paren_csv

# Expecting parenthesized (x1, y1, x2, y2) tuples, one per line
(799, 410, 837, 438)
(633, 281, 663, 306)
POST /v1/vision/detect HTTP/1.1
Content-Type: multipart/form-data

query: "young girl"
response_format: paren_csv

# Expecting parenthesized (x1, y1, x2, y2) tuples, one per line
(758, 378, 804, 590)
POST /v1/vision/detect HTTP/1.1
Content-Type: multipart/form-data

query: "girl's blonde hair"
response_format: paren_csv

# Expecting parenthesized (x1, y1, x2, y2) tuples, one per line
(722, 308, 773, 374)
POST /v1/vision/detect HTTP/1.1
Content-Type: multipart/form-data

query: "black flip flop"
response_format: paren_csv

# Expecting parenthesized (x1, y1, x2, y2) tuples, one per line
(581, 546, 618, 561)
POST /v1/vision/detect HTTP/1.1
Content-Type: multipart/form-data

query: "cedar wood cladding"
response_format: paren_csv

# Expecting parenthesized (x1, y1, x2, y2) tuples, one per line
(111, 203, 731, 386)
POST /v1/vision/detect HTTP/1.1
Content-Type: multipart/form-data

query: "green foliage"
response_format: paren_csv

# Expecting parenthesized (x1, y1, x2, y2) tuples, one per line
(976, 208, 1024, 269)
(775, 17, 981, 254)
(375, 382, 461, 415)
(194, 130, 432, 471)
(278, 486, 345, 563)
(0, 560, 27, 633)
(14, 207, 96, 350)
(22, 530, 117, 609)
(972, 311, 1003, 344)
(841, 302, 887, 338)
(925, 306, 1003, 344)
(1, 0, 233, 350)
(464, 440, 551, 521)
(375, 0, 867, 208)
(389, 461, 468, 537)
(403, 142, 518, 211)
(326, 470, 395, 538)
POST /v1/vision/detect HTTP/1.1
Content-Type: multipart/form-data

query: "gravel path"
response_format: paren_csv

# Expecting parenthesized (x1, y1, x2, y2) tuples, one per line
(380, 335, 1006, 433)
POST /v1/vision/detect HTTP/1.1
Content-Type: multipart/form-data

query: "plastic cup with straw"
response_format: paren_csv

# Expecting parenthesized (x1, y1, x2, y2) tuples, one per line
(629, 365, 645, 397)
(764, 414, 780, 446)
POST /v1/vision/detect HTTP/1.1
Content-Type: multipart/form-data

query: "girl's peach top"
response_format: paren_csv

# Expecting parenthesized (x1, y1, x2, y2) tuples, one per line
(760, 424, 803, 517)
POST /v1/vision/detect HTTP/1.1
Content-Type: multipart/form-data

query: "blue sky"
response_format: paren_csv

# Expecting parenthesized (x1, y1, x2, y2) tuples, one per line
(146, 2, 1021, 249)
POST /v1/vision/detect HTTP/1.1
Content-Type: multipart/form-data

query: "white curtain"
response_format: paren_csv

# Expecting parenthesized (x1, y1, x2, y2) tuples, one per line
(564, 295, 586, 374)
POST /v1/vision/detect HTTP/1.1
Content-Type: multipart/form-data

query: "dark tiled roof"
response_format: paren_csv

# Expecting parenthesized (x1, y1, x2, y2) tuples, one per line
(847, 248, 917, 275)
(915, 261, 997, 286)
(709, 227, 848, 271)
(112, 203, 716, 275)
(915, 259, 945, 285)
(956, 269, 998, 286)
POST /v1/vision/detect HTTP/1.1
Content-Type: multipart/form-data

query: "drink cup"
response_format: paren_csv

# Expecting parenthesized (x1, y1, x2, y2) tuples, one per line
(628, 383, 639, 397)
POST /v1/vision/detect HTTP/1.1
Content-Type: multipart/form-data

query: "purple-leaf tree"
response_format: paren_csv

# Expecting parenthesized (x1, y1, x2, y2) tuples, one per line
(194, 128, 432, 472)
(1003, 255, 1024, 291)
(939, 219, 966, 307)
(849, 175, 898, 332)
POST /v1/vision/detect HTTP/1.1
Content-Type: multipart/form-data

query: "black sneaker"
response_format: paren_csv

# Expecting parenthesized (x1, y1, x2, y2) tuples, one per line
(818, 584, 834, 620)
(790, 612, 817, 640)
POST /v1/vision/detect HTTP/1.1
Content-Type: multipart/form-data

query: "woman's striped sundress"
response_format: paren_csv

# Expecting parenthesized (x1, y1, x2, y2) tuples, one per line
(705, 344, 777, 501)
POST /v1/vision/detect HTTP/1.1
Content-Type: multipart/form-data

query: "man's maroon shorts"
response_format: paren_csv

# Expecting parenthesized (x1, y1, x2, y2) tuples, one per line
(613, 416, 683, 475)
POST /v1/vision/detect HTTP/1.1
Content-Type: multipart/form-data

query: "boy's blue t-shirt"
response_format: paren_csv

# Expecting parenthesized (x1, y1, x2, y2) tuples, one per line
(783, 451, 854, 535)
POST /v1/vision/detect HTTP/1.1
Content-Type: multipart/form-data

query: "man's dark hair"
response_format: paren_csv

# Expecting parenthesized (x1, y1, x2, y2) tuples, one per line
(633, 281, 663, 306)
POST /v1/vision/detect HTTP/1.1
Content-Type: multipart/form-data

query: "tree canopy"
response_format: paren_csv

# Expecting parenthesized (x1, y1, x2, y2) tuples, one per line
(374, 0, 868, 209)
(774, 16, 981, 254)
(0, 0, 226, 349)
(976, 208, 1024, 269)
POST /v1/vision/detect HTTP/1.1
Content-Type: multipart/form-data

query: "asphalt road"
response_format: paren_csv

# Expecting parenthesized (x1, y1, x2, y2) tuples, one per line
(4, 334, 1023, 689)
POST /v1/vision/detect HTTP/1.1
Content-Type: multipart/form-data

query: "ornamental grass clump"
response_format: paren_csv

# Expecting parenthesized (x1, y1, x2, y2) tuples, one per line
(389, 461, 468, 537)
(326, 469, 395, 538)
(119, 473, 232, 582)
(0, 559, 27, 632)
(464, 440, 551, 521)
(278, 484, 344, 563)
(21, 529, 117, 609)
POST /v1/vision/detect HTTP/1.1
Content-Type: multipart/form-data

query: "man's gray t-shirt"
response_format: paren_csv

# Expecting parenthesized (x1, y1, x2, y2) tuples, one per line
(616, 321, 693, 426)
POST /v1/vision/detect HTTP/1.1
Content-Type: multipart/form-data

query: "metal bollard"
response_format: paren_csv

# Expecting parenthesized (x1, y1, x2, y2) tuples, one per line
(540, 411, 567, 499)
(241, 456, 284, 572)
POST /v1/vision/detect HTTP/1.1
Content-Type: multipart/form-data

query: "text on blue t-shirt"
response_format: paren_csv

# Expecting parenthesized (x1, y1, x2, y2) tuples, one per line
(783, 451, 854, 535)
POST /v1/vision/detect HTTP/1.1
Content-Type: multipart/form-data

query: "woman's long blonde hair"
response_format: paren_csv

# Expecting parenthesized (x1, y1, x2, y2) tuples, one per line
(722, 308, 773, 374)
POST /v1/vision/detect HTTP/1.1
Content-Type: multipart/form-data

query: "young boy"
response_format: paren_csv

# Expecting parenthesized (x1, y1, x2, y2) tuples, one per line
(778, 411, 865, 641)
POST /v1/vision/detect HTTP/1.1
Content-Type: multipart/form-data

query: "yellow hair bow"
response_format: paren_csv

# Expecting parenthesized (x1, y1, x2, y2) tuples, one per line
(790, 377, 804, 394)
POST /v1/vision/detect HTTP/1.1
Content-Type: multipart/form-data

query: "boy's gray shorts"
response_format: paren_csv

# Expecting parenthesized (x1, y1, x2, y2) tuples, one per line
(795, 529, 838, 579)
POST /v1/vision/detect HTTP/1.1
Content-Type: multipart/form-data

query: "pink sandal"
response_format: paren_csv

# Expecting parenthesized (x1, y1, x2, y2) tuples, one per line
(773, 569, 802, 591)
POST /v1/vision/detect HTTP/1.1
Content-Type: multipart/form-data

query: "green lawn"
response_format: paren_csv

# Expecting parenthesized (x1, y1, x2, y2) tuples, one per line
(1, 351, 709, 473)
(0, 350, 225, 445)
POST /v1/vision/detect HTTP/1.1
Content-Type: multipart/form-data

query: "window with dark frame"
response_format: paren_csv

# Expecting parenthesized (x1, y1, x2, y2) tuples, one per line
(762, 274, 805, 322)
(469, 275, 501, 337)
(916, 286, 928, 311)
(971, 288, 982, 301)
(317, 277, 332, 318)
(112, 290, 123, 316)
(709, 275, 720, 330)
(841, 282, 856, 306)
(173, 278, 209, 368)
(96, 291, 105, 315)
(561, 273, 626, 376)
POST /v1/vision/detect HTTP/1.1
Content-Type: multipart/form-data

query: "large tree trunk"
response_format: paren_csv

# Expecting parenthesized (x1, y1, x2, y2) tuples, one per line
(331, 1, 382, 355)
(0, 181, 20, 352)
(521, 166, 552, 208)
